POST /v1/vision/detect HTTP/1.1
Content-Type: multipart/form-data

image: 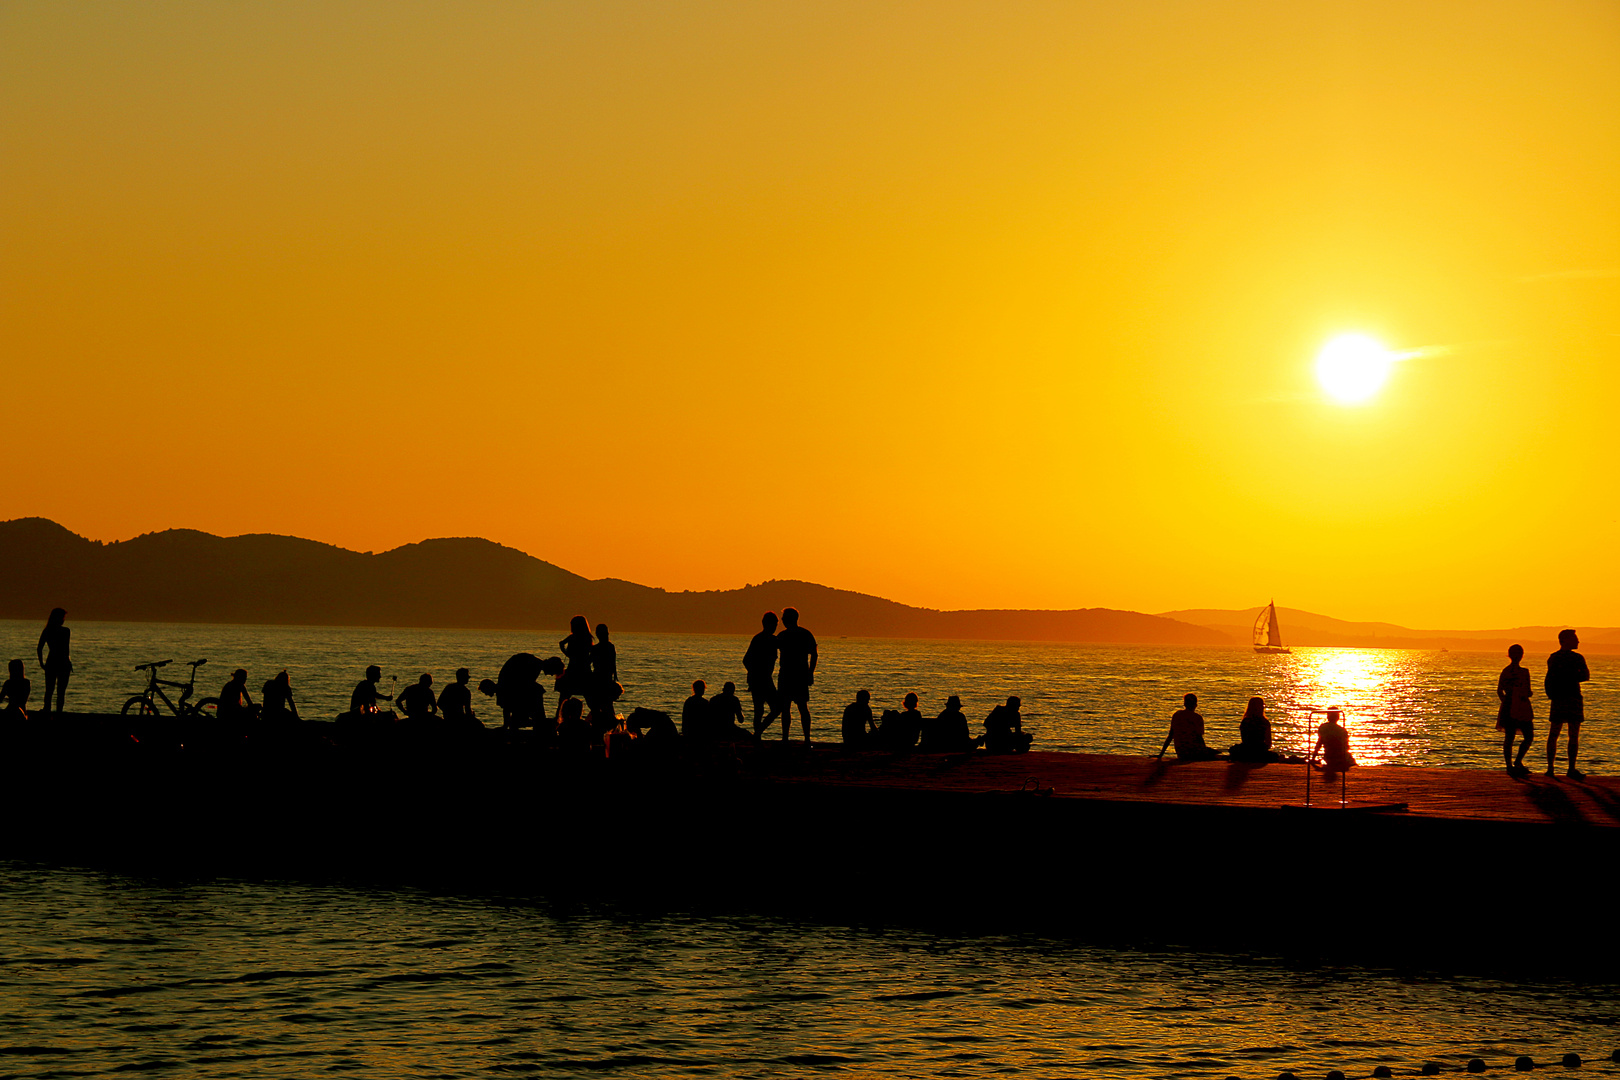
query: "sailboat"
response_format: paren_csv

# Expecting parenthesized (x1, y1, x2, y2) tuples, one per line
(1252, 600, 1291, 654)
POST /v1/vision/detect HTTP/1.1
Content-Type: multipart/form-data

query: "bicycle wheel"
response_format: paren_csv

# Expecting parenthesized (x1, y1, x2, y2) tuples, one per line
(121, 694, 158, 718)
(190, 697, 220, 720)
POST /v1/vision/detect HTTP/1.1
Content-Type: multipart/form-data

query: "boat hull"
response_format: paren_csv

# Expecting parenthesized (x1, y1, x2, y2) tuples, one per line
(1253, 646, 1292, 654)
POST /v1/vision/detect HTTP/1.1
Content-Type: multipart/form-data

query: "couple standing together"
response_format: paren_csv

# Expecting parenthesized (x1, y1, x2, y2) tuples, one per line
(743, 609, 818, 741)
(1497, 629, 1591, 780)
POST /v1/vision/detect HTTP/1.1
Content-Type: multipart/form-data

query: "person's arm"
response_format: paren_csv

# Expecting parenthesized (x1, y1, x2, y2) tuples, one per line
(36, 629, 46, 668)
(1157, 723, 1173, 759)
(1497, 672, 1510, 706)
(808, 637, 818, 682)
(288, 691, 301, 722)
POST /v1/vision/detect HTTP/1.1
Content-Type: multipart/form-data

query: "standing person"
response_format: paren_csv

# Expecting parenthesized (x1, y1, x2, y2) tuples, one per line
(0, 660, 31, 719)
(775, 607, 818, 742)
(1156, 693, 1219, 761)
(559, 616, 594, 702)
(744, 612, 783, 737)
(36, 608, 71, 715)
(1545, 629, 1591, 780)
(588, 623, 619, 717)
(1496, 645, 1534, 777)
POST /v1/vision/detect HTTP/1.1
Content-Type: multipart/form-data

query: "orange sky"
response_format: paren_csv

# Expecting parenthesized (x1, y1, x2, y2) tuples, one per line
(3, 1, 1616, 629)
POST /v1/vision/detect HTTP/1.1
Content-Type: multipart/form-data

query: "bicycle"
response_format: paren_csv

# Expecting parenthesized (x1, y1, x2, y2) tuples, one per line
(121, 658, 218, 719)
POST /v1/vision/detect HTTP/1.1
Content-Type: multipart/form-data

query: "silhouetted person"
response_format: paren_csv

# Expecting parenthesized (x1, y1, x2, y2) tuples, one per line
(588, 623, 620, 717)
(36, 608, 70, 715)
(439, 668, 476, 728)
(1497, 645, 1534, 776)
(261, 670, 301, 724)
(495, 653, 547, 728)
(630, 707, 679, 751)
(1157, 693, 1219, 761)
(841, 689, 875, 747)
(0, 660, 30, 720)
(878, 693, 923, 751)
(1312, 709, 1355, 772)
(559, 616, 594, 700)
(1545, 629, 1590, 780)
(556, 696, 591, 752)
(921, 694, 978, 753)
(711, 681, 749, 739)
(745, 611, 783, 737)
(1228, 697, 1280, 763)
(218, 668, 256, 722)
(776, 607, 818, 742)
(396, 673, 438, 720)
(351, 665, 391, 715)
(682, 680, 710, 739)
(985, 695, 1034, 754)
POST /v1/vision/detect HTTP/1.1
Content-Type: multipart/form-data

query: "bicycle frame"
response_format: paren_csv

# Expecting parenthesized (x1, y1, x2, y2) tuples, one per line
(130, 659, 208, 717)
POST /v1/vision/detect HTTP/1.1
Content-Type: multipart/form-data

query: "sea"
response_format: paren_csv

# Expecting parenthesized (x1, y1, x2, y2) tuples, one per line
(0, 621, 1613, 1078)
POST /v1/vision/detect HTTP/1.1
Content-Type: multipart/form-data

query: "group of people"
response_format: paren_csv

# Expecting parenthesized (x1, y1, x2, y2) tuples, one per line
(1155, 693, 1351, 770)
(0, 608, 73, 720)
(1496, 630, 1592, 780)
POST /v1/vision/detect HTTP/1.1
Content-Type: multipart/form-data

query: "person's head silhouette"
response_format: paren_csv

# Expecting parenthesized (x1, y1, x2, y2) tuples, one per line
(692, 679, 706, 696)
(782, 607, 799, 628)
(1183, 693, 1197, 711)
(1008, 696, 1022, 710)
(761, 611, 778, 630)
(1558, 628, 1579, 650)
(231, 668, 248, 685)
(418, 673, 432, 687)
(856, 689, 870, 704)
(722, 681, 736, 695)
(596, 623, 610, 642)
(8, 659, 23, 680)
(274, 670, 290, 689)
(946, 695, 962, 711)
(455, 667, 470, 684)
(1245, 696, 1264, 718)
(1508, 644, 1524, 662)
(366, 665, 382, 682)
(570, 615, 590, 637)
(903, 692, 919, 710)
(46, 608, 66, 629)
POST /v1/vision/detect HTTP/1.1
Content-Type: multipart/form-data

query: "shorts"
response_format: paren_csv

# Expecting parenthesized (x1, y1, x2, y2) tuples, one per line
(1548, 698, 1584, 725)
(747, 678, 776, 702)
(1500, 719, 1533, 737)
(778, 682, 810, 705)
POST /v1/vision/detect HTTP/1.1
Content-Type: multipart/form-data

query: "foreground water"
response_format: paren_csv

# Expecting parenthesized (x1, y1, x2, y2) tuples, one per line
(0, 620, 1608, 769)
(0, 862, 1616, 1079)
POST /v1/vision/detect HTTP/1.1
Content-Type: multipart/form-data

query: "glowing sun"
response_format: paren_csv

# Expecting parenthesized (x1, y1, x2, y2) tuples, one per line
(1315, 334, 1394, 404)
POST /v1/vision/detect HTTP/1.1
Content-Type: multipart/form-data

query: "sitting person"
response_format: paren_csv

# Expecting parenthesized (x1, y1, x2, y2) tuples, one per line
(1156, 693, 1221, 761)
(217, 668, 258, 723)
(260, 670, 301, 725)
(438, 668, 477, 729)
(0, 659, 31, 720)
(681, 680, 711, 739)
(395, 673, 439, 722)
(920, 694, 979, 753)
(1228, 696, 1280, 763)
(709, 681, 751, 741)
(841, 689, 876, 747)
(556, 696, 592, 752)
(350, 665, 393, 716)
(882, 693, 924, 751)
(985, 696, 1034, 754)
(629, 706, 680, 752)
(1313, 709, 1356, 772)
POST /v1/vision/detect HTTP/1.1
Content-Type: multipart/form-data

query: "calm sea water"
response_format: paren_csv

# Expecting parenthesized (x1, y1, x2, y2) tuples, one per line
(0, 863, 1617, 1079)
(0, 620, 1608, 770)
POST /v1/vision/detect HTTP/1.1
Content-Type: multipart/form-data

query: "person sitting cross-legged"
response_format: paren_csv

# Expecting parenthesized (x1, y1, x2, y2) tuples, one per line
(1157, 693, 1222, 762)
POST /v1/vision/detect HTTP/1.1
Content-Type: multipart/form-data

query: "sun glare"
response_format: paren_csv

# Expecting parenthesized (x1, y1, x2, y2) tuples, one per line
(1315, 334, 1393, 404)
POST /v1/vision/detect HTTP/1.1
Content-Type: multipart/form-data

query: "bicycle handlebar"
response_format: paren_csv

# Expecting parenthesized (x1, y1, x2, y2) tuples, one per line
(190, 659, 208, 668)
(135, 660, 173, 671)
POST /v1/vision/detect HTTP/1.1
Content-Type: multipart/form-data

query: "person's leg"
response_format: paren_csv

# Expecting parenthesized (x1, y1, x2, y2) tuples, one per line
(41, 669, 57, 715)
(1567, 721, 1582, 776)
(54, 669, 69, 713)
(1503, 729, 1515, 770)
(751, 689, 766, 736)
(1546, 720, 1563, 776)
(797, 699, 811, 742)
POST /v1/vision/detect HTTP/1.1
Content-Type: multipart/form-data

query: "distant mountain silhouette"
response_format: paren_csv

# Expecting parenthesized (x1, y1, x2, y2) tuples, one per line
(1159, 606, 1620, 654)
(0, 518, 1225, 645)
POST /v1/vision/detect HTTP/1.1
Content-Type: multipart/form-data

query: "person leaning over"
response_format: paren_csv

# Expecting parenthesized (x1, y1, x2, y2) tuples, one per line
(1545, 629, 1591, 781)
(1157, 693, 1221, 762)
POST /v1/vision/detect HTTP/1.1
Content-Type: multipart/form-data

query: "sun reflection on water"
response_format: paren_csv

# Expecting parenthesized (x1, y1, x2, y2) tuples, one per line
(1264, 649, 1433, 766)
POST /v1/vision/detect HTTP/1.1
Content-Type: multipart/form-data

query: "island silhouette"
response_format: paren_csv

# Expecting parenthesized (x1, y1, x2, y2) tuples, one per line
(3, 518, 1616, 651)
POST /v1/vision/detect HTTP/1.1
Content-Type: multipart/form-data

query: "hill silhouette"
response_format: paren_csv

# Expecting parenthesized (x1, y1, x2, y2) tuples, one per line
(0, 518, 1225, 645)
(1159, 606, 1620, 655)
